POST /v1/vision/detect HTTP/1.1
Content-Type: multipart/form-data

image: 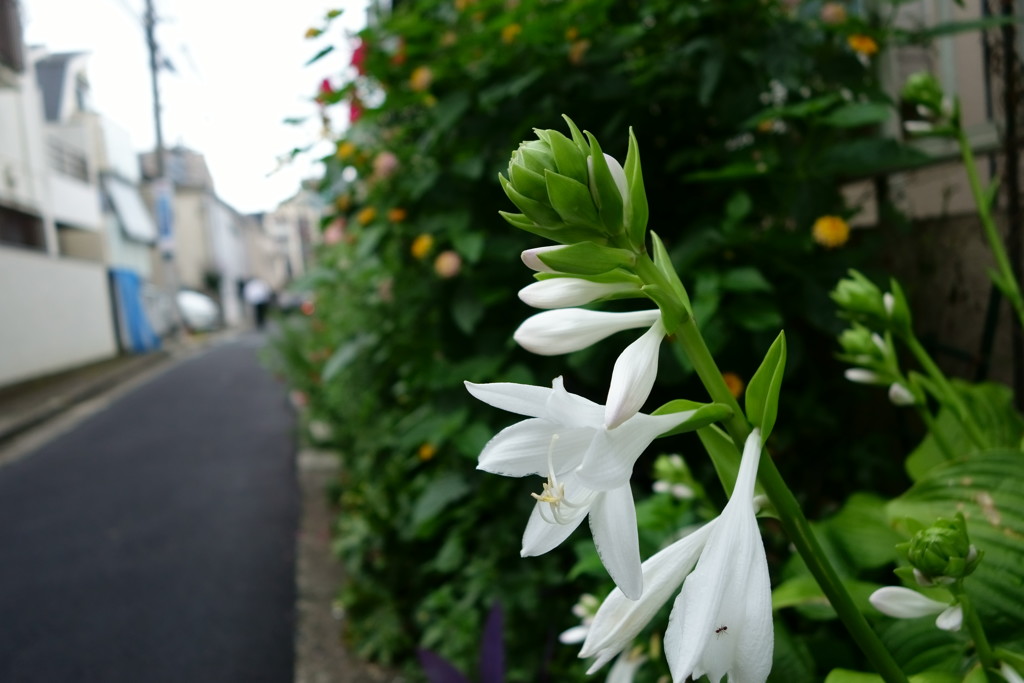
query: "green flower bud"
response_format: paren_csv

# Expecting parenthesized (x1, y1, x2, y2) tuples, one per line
(832, 270, 913, 337)
(499, 116, 647, 249)
(902, 72, 945, 117)
(838, 323, 883, 361)
(904, 513, 983, 583)
(832, 270, 887, 319)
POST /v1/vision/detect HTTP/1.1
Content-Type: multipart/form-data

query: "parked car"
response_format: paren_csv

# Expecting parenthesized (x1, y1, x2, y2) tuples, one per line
(175, 289, 221, 333)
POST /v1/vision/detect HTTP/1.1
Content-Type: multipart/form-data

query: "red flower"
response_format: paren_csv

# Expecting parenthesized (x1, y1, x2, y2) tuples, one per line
(351, 38, 367, 75)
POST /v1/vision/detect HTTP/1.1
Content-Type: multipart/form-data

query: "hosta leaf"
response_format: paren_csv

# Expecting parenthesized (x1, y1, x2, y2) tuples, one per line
(888, 451, 1024, 634)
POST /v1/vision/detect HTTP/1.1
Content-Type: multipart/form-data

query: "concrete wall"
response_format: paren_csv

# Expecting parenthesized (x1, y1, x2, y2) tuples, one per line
(0, 246, 118, 387)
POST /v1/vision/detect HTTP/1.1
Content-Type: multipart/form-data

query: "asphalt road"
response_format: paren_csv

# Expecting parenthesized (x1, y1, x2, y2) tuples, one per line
(0, 337, 299, 683)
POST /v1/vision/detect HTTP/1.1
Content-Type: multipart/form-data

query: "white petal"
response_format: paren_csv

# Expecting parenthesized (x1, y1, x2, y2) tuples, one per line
(604, 319, 666, 429)
(845, 368, 883, 385)
(521, 496, 589, 557)
(935, 604, 963, 631)
(544, 376, 606, 427)
(580, 521, 716, 672)
(521, 246, 563, 273)
(519, 278, 637, 309)
(559, 625, 590, 645)
(869, 587, 948, 619)
(576, 410, 693, 491)
(605, 652, 646, 683)
(1002, 663, 1024, 683)
(666, 430, 771, 683)
(604, 153, 629, 203)
(888, 382, 916, 406)
(477, 420, 592, 477)
(514, 309, 661, 356)
(465, 380, 553, 417)
(589, 485, 642, 600)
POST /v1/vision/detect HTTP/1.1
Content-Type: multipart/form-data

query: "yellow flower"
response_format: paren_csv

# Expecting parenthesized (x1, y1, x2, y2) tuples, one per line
(756, 118, 776, 133)
(305, 27, 322, 39)
(417, 443, 437, 461)
(357, 206, 378, 226)
(722, 372, 745, 399)
(565, 26, 579, 41)
(410, 66, 433, 92)
(411, 234, 434, 259)
(388, 207, 408, 223)
(848, 34, 879, 56)
(812, 215, 851, 248)
(501, 23, 522, 44)
(334, 193, 352, 212)
(336, 141, 356, 160)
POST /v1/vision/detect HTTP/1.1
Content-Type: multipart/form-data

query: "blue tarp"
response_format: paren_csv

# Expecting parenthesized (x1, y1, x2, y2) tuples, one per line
(110, 268, 161, 353)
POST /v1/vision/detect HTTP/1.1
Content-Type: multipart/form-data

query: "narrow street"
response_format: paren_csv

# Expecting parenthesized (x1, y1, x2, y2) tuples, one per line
(0, 336, 299, 683)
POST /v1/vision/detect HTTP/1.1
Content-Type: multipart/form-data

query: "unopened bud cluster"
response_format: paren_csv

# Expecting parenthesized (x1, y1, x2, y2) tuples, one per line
(903, 513, 982, 585)
(901, 72, 959, 137)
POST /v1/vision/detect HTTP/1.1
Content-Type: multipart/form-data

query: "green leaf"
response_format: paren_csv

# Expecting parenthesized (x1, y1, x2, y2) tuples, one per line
(584, 131, 625, 234)
(698, 51, 724, 107)
(544, 170, 601, 227)
(817, 138, 932, 178)
(537, 241, 636, 275)
(410, 472, 471, 530)
(323, 333, 377, 381)
(905, 381, 1024, 480)
(820, 103, 892, 128)
(721, 267, 773, 293)
(452, 231, 485, 264)
(652, 400, 733, 437)
(624, 128, 649, 249)
(650, 231, 693, 316)
(772, 576, 881, 619)
(548, 130, 589, 186)
(894, 15, 1024, 43)
(745, 331, 787, 440)
(889, 451, 1024, 632)
(823, 493, 903, 570)
(451, 286, 485, 334)
(305, 45, 335, 66)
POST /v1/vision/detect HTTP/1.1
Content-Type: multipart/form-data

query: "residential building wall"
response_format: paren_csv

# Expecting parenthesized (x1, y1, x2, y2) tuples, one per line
(0, 245, 117, 386)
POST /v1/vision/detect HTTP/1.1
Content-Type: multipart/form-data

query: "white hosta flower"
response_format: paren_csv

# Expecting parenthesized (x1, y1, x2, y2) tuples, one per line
(519, 278, 639, 309)
(465, 376, 695, 599)
(580, 431, 774, 683)
(514, 308, 660, 356)
(869, 586, 962, 631)
(514, 308, 666, 426)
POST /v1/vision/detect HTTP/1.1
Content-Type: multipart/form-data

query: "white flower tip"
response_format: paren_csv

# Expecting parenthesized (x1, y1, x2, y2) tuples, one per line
(845, 368, 882, 384)
(883, 292, 896, 316)
(936, 605, 963, 632)
(888, 383, 916, 406)
(521, 246, 561, 273)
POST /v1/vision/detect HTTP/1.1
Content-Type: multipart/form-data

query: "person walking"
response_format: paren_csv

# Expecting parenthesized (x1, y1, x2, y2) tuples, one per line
(243, 277, 272, 330)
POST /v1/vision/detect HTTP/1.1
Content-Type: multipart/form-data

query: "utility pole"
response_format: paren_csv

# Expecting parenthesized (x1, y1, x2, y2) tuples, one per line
(142, 0, 182, 334)
(144, 0, 165, 178)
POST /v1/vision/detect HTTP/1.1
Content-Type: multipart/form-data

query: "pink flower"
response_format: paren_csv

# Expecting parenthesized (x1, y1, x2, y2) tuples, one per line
(434, 250, 462, 279)
(373, 151, 400, 180)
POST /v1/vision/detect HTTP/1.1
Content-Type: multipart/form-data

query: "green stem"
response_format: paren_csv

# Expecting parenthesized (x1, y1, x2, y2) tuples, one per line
(904, 333, 988, 450)
(672, 317, 909, 683)
(957, 128, 1024, 330)
(916, 405, 956, 461)
(952, 585, 997, 676)
(637, 251, 906, 678)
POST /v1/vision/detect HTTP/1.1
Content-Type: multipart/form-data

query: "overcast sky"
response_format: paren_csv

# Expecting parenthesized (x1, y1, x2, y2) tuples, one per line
(21, 0, 365, 214)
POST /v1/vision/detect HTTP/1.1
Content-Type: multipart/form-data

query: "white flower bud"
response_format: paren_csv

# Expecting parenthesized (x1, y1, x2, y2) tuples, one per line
(521, 246, 564, 273)
(888, 383, 916, 406)
(845, 368, 883, 384)
(518, 278, 637, 309)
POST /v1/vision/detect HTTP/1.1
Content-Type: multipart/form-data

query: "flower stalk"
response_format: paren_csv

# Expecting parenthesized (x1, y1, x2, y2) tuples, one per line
(630, 251, 910, 682)
(956, 127, 1024, 332)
